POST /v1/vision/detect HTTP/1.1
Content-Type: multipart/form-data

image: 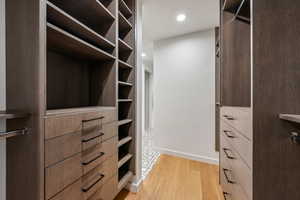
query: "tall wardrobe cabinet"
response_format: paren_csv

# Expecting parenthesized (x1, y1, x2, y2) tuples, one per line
(5, 0, 137, 200)
(219, 0, 300, 200)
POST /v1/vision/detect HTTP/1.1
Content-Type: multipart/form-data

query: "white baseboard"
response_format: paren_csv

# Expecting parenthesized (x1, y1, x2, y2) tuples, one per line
(155, 147, 219, 165)
(126, 178, 143, 193)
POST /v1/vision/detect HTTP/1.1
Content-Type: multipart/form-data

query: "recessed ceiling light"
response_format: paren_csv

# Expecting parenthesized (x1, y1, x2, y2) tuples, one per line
(142, 53, 147, 57)
(176, 14, 186, 22)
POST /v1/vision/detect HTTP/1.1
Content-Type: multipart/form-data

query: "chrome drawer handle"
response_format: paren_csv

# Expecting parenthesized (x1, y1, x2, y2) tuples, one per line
(82, 152, 105, 166)
(223, 115, 235, 120)
(223, 148, 235, 159)
(223, 168, 235, 184)
(82, 116, 104, 123)
(82, 132, 104, 143)
(224, 130, 235, 138)
(223, 192, 231, 200)
(82, 173, 104, 192)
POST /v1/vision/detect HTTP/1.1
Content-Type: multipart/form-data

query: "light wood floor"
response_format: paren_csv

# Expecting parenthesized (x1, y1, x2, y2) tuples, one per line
(115, 154, 224, 200)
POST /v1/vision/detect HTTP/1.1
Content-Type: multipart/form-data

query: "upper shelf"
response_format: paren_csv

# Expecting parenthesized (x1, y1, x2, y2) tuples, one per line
(47, 23, 116, 61)
(223, 0, 250, 23)
(119, 11, 133, 32)
(119, 38, 133, 52)
(119, 0, 133, 19)
(48, 0, 115, 32)
(279, 114, 300, 124)
(0, 111, 30, 120)
(47, 1, 115, 51)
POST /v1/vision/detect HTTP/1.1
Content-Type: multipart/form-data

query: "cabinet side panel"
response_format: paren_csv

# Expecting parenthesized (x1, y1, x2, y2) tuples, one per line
(6, 0, 46, 200)
(253, 0, 300, 199)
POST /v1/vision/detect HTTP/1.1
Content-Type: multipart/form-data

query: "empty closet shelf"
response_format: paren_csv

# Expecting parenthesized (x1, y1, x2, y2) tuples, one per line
(119, 60, 133, 69)
(118, 154, 133, 168)
(118, 171, 133, 192)
(119, 38, 133, 52)
(47, 2, 115, 51)
(118, 81, 133, 87)
(118, 119, 133, 126)
(118, 99, 133, 103)
(118, 136, 133, 147)
(119, 0, 133, 18)
(279, 114, 300, 124)
(47, 23, 116, 61)
(119, 11, 132, 32)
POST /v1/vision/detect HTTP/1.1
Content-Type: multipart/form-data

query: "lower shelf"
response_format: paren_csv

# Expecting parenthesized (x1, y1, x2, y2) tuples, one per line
(118, 171, 133, 192)
(118, 154, 133, 168)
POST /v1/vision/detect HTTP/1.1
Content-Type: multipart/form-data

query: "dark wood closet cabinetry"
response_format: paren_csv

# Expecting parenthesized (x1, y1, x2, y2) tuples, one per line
(219, 0, 300, 200)
(5, 0, 136, 199)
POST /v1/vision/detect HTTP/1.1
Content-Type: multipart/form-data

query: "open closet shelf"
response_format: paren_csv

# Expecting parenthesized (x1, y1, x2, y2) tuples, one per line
(119, 0, 133, 18)
(118, 119, 133, 126)
(119, 38, 133, 52)
(119, 81, 133, 87)
(49, 0, 115, 23)
(119, 11, 133, 31)
(119, 60, 133, 69)
(0, 111, 30, 119)
(118, 136, 133, 147)
(118, 171, 133, 191)
(118, 154, 133, 168)
(118, 99, 133, 103)
(47, 23, 116, 61)
(46, 106, 115, 116)
(279, 114, 300, 124)
(47, 1, 115, 51)
(223, 0, 250, 23)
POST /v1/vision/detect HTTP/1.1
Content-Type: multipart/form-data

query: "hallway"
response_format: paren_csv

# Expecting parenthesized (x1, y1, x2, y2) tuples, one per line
(115, 155, 223, 200)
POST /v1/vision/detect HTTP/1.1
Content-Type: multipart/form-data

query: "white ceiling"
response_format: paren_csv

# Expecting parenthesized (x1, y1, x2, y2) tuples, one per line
(142, 0, 219, 60)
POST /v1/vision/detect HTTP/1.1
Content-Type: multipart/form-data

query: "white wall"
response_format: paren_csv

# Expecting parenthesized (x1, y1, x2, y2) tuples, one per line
(0, 0, 6, 198)
(153, 30, 219, 164)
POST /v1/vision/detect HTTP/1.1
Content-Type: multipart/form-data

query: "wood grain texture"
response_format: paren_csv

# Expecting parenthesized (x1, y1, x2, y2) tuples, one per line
(115, 155, 224, 200)
(253, 0, 300, 199)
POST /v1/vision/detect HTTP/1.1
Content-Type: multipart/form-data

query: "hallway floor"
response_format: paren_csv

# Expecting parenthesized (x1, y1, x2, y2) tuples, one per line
(115, 154, 224, 200)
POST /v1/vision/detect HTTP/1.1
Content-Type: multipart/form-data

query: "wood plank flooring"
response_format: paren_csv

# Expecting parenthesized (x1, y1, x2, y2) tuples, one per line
(115, 154, 224, 200)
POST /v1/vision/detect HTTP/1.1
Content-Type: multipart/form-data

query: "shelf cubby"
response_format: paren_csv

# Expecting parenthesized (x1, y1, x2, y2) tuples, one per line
(47, 23, 115, 61)
(118, 169, 133, 190)
(118, 153, 133, 168)
(47, 1, 115, 53)
(118, 119, 133, 126)
(49, 0, 116, 43)
(222, 0, 241, 14)
(119, 0, 133, 18)
(118, 136, 133, 147)
(119, 38, 133, 52)
(118, 11, 132, 33)
(119, 60, 133, 69)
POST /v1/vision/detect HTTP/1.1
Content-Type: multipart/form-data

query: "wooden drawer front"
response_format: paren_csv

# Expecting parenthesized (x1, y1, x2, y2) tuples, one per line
(50, 179, 83, 200)
(46, 154, 82, 200)
(221, 107, 252, 140)
(221, 121, 252, 168)
(89, 175, 118, 200)
(82, 165, 105, 200)
(45, 114, 82, 139)
(45, 131, 81, 167)
(83, 109, 117, 125)
(102, 154, 118, 182)
(230, 152, 252, 200)
(102, 122, 117, 141)
(102, 136, 118, 161)
(82, 144, 105, 175)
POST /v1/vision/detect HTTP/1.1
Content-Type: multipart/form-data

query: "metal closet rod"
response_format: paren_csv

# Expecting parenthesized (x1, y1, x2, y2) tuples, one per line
(0, 128, 29, 140)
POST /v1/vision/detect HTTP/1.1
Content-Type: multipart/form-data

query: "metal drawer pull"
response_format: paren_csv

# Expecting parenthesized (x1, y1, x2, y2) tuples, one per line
(290, 132, 300, 144)
(82, 132, 104, 143)
(223, 148, 235, 159)
(82, 173, 105, 192)
(82, 116, 104, 123)
(223, 168, 235, 184)
(82, 152, 105, 166)
(224, 130, 235, 138)
(223, 115, 235, 120)
(223, 192, 231, 200)
(0, 128, 29, 140)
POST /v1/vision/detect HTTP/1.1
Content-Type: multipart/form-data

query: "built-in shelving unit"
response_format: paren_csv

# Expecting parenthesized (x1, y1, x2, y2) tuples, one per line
(117, 0, 135, 191)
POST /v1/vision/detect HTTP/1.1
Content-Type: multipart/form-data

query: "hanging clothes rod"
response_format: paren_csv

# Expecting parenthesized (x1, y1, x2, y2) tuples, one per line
(0, 128, 29, 140)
